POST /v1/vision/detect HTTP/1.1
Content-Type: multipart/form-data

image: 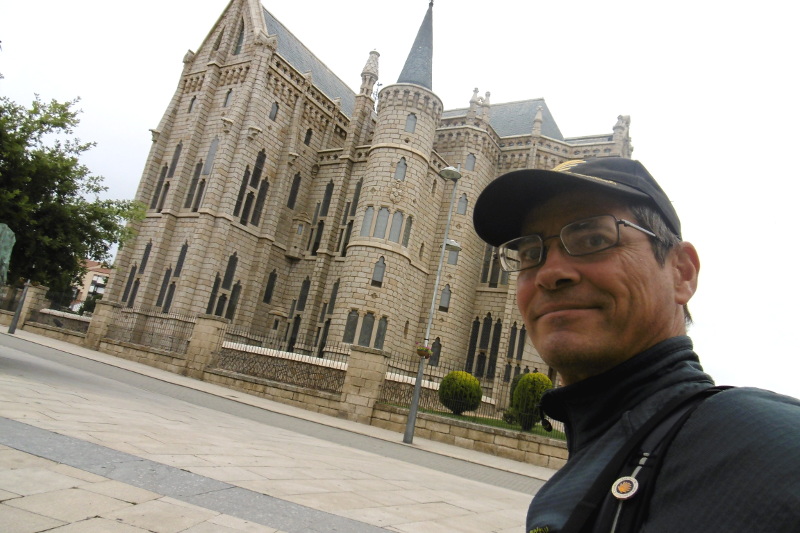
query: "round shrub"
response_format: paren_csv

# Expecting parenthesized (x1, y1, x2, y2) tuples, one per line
(438, 371, 482, 415)
(511, 372, 553, 431)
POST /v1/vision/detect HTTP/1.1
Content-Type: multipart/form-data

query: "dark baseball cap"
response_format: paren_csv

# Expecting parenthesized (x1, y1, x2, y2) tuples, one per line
(472, 157, 681, 246)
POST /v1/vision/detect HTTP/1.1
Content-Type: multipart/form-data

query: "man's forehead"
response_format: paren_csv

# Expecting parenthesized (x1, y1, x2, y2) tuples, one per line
(520, 188, 633, 231)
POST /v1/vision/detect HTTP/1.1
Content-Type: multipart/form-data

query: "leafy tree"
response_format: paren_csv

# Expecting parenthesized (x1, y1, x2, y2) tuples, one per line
(0, 95, 143, 293)
(439, 370, 482, 415)
(511, 372, 553, 431)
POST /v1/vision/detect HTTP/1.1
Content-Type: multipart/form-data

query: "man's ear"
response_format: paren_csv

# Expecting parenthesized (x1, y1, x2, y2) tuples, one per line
(671, 241, 700, 305)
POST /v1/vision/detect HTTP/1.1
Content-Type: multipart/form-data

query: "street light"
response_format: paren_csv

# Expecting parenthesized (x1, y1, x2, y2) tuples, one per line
(404, 165, 462, 444)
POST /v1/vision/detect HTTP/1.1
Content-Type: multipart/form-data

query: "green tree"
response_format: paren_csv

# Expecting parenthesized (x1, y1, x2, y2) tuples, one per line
(0, 95, 143, 293)
(511, 372, 553, 431)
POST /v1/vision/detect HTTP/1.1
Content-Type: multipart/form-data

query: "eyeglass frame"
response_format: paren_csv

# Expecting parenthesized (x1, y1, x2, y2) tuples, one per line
(497, 214, 657, 272)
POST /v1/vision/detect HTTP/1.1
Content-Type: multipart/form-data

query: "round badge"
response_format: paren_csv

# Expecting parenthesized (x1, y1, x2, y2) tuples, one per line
(611, 476, 639, 500)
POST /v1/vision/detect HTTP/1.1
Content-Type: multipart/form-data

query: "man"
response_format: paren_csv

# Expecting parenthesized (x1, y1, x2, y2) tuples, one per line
(472, 158, 800, 532)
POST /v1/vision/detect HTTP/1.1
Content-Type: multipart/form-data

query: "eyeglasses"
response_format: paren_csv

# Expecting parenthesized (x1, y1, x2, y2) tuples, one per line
(497, 214, 657, 272)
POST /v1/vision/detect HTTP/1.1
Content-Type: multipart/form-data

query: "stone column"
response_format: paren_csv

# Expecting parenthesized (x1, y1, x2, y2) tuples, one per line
(14, 284, 50, 331)
(338, 345, 391, 424)
(182, 314, 228, 379)
(84, 300, 122, 350)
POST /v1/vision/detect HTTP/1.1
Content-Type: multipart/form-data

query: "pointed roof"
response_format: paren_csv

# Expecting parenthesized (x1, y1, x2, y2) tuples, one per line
(442, 98, 565, 140)
(396, 2, 434, 89)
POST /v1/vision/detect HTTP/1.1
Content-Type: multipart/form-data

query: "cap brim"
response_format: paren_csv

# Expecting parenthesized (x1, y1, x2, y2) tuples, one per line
(472, 169, 650, 246)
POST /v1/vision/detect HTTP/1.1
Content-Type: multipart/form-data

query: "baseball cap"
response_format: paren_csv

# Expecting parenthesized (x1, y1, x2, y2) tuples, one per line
(472, 157, 681, 246)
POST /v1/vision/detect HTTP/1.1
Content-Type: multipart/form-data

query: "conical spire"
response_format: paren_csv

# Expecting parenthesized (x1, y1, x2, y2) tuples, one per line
(396, 2, 433, 89)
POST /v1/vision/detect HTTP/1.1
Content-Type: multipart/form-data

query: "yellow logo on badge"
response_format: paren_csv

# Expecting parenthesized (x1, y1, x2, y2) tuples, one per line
(552, 159, 586, 172)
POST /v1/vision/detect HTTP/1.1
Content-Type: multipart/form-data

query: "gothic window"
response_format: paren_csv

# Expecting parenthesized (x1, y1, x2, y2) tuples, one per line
(184, 161, 203, 208)
(439, 284, 451, 312)
(517, 326, 527, 360)
(430, 338, 442, 366)
(360, 207, 374, 237)
(371, 257, 385, 287)
(287, 173, 301, 208)
(206, 273, 221, 314)
(225, 282, 241, 320)
(402, 216, 413, 247)
(188, 96, 196, 113)
(312, 203, 320, 225)
(475, 352, 487, 378)
(202, 138, 219, 175)
(251, 150, 266, 185)
(304, 128, 313, 146)
(311, 221, 323, 255)
(224, 89, 233, 108)
(269, 102, 279, 121)
(240, 192, 255, 224)
(491, 319, 502, 358)
(167, 142, 182, 178)
(233, 19, 245, 55)
(465, 153, 476, 171)
(156, 183, 169, 212)
(127, 280, 140, 308)
(358, 312, 375, 347)
(405, 113, 417, 133)
(214, 294, 227, 316)
(297, 277, 310, 311)
(457, 193, 468, 215)
(480, 313, 493, 349)
(394, 157, 407, 181)
(503, 363, 512, 382)
(341, 221, 353, 256)
(212, 29, 224, 51)
(487, 352, 498, 380)
(507, 323, 518, 359)
(121, 265, 136, 302)
(388, 212, 403, 242)
(431, 179, 437, 195)
(156, 268, 172, 307)
(263, 270, 277, 303)
(252, 180, 269, 226)
(150, 166, 167, 209)
(163, 283, 176, 313)
(343, 310, 359, 343)
(466, 318, 480, 372)
(374, 317, 388, 350)
(320, 181, 333, 217)
(373, 207, 389, 238)
(328, 279, 339, 313)
(222, 253, 237, 290)
(447, 249, 459, 265)
(192, 180, 206, 212)
(350, 179, 362, 215)
(139, 241, 152, 273)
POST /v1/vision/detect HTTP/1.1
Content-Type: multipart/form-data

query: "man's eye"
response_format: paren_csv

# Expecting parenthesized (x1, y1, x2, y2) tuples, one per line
(519, 245, 542, 262)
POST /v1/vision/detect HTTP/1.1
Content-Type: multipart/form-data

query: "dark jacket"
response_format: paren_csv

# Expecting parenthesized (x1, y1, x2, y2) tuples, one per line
(526, 336, 800, 532)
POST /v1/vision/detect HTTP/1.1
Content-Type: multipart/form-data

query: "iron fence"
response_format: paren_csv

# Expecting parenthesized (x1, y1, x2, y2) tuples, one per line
(380, 350, 563, 438)
(105, 305, 195, 355)
(223, 326, 351, 359)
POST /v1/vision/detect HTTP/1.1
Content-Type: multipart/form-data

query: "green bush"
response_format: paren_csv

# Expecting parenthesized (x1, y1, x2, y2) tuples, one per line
(511, 372, 553, 431)
(438, 371, 482, 415)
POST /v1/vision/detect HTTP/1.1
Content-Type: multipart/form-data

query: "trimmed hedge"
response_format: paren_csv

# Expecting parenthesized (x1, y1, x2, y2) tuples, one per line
(438, 370, 482, 415)
(511, 372, 553, 431)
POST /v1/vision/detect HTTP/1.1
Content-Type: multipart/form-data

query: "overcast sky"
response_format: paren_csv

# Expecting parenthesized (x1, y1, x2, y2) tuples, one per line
(2, 0, 798, 397)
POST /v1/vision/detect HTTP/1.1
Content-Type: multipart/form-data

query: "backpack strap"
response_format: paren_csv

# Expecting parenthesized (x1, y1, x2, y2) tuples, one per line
(559, 385, 731, 533)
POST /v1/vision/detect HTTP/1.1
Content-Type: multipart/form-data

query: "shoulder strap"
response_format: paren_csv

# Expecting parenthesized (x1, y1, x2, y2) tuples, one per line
(560, 385, 729, 533)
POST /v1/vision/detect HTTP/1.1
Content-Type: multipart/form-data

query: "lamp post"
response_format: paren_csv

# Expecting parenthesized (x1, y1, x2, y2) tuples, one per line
(404, 165, 462, 444)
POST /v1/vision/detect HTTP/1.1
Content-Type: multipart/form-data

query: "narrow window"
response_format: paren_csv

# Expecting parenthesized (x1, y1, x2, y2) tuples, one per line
(263, 270, 277, 303)
(371, 257, 385, 287)
(480, 314, 493, 349)
(358, 312, 375, 347)
(127, 280, 140, 308)
(320, 181, 333, 216)
(481, 244, 493, 283)
(303, 128, 313, 146)
(447, 249, 459, 265)
(224, 89, 233, 107)
(465, 153, 476, 171)
(431, 338, 442, 366)
(269, 102, 279, 120)
(394, 157, 407, 181)
(431, 179, 437, 195)
(457, 193, 468, 215)
(251, 150, 266, 186)
(360, 207, 374, 237)
(297, 277, 310, 311)
(311, 221, 323, 255)
(225, 282, 241, 320)
(240, 192, 255, 225)
(206, 274, 221, 314)
(287, 173, 301, 208)
(439, 284, 451, 312)
(405, 113, 417, 133)
(121, 265, 136, 302)
(202, 138, 219, 175)
(188, 96, 196, 113)
(184, 161, 203, 208)
(517, 326, 526, 360)
(163, 283, 176, 313)
(402, 217, 413, 247)
(139, 241, 152, 273)
(388, 211, 403, 242)
(491, 319, 502, 357)
(174, 243, 188, 277)
(150, 166, 168, 209)
(373, 207, 389, 238)
(156, 268, 172, 307)
(251, 180, 269, 226)
(507, 324, 518, 359)
(328, 279, 339, 313)
(222, 253, 238, 290)
(343, 310, 359, 343)
(156, 182, 169, 212)
(214, 294, 228, 316)
(350, 179, 362, 215)
(233, 19, 245, 55)
(167, 142, 182, 178)
(374, 317, 388, 350)
(341, 221, 353, 256)
(192, 180, 206, 212)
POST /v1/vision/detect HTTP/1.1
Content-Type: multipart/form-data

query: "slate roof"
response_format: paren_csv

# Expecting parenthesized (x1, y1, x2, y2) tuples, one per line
(442, 98, 565, 141)
(262, 7, 356, 118)
(396, 2, 434, 89)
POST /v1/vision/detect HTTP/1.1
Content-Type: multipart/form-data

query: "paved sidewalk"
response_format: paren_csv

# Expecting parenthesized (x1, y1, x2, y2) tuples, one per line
(0, 328, 555, 532)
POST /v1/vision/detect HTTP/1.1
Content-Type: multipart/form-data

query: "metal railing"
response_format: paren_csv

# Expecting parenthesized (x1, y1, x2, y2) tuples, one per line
(105, 305, 195, 355)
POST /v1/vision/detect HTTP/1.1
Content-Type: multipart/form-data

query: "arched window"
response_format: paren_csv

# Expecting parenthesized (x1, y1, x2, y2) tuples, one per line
(269, 102, 279, 121)
(465, 153, 476, 171)
(192, 180, 206, 212)
(394, 157, 407, 181)
(439, 284, 451, 312)
(174, 242, 188, 277)
(122, 265, 136, 302)
(206, 274, 221, 314)
(263, 270, 277, 303)
(405, 113, 417, 133)
(233, 19, 245, 55)
(297, 277, 310, 311)
(287, 173, 301, 208)
(251, 180, 269, 226)
(188, 96, 196, 113)
(431, 338, 442, 366)
(373, 207, 390, 238)
(457, 193, 468, 215)
(202, 138, 219, 175)
(320, 181, 333, 217)
(517, 326, 526, 360)
(139, 241, 152, 273)
(226, 282, 241, 320)
(388, 211, 403, 242)
(431, 179, 437, 195)
(343, 310, 359, 343)
(507, 323, 518, 359)
(371, 257, 386, 287)
(402, 217, 413, 247)
(358, 312, 375, 347)
(150, 166, 167, 209)
(184, 161, 203, 208)
(360, 207, 374, 236)
(127, 280, 140, 308)
(351, 179, 362, 215)
(374, 317, 388, 350)
(240, 192, 255, 225)
(224, 89, 233, 107)
(163, 283, 176, 313)
(167, 142, 182, 178)
(480, 313, 493, 349)
(304, 128, 313, 146)
(214, 294, 227, 316)
(328, 279, 339, 312)
(222, 252, 237, 290)
(251, 150, 266, 186)
(156, 183, 169, 212)
(234, 167, 251, 217)
(311, 221, 324, 255)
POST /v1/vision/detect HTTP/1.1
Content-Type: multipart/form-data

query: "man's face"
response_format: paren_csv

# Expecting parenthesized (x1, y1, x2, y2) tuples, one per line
(515, 187, 696, 385)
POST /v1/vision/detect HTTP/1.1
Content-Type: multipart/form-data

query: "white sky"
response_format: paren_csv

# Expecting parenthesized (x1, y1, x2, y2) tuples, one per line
(2, 0, 799, 397)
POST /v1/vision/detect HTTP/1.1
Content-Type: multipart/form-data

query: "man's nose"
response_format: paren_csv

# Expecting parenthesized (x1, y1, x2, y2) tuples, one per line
(535, 241, 579, 290)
